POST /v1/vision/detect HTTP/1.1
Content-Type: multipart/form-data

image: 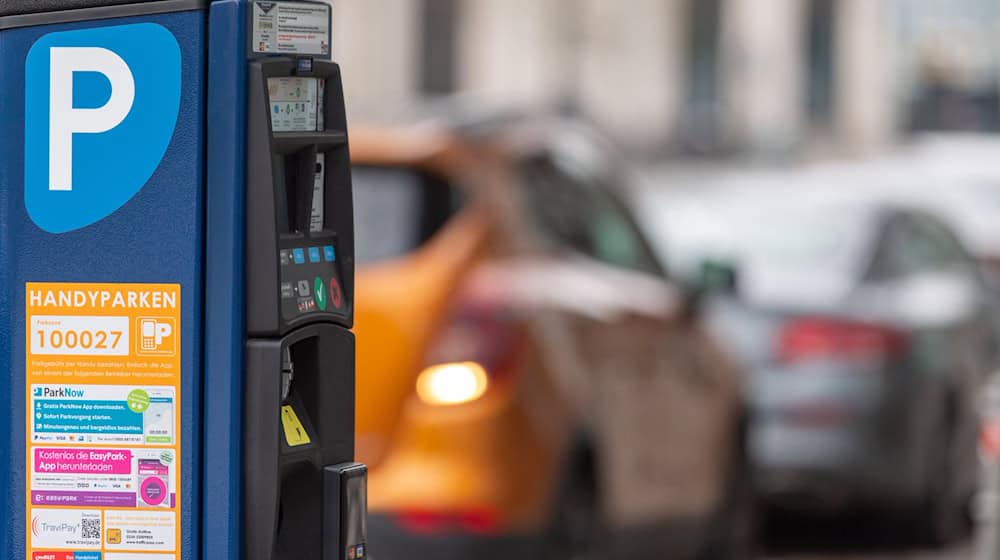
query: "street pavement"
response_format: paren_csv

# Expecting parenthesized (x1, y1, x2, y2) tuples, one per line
(767, 536, 973, 559)
(763, 511, 979, 560)
(769, 546, 972, 560)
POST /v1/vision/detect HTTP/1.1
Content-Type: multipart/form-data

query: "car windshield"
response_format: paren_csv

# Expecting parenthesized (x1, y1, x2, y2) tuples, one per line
(352, 165, 463, 264)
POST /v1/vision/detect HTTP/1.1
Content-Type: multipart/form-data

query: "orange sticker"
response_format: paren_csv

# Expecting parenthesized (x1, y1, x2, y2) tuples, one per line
(25, 283, 182, 559)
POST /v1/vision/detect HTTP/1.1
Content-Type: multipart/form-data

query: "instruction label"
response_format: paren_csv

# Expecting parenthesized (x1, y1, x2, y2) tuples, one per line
(252, 1, 331, 57)
(25, 283, 181, 560)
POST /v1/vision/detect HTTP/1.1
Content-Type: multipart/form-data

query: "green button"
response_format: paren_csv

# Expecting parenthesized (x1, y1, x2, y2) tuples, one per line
(314, 277, 327, 311)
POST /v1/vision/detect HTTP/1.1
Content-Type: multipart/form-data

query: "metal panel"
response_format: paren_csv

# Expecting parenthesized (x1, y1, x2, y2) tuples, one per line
(0, 0, 206, 28)
(0, 8, 205, 559)
(202, 1, 247, 559)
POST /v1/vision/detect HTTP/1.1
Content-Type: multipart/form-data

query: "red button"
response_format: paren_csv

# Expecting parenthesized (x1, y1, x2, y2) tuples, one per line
(329, 277, 343, 309)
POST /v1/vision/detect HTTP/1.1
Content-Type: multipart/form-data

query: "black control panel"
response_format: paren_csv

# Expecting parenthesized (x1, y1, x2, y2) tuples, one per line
(245, 56, 354, 337)
(278, 235, 347, 319)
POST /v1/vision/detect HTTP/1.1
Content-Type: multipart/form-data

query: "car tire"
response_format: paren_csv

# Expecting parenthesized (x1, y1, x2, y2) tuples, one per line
(547, 462, 602, 560)
(699, 418, 759, 560)
(914, 403, 972, 547)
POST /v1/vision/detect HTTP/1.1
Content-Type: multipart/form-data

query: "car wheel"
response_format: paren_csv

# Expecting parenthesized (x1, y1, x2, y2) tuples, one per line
(700, 421, 759, 560)
(915, 406, 971, 546)
(547, 466, 602, 560)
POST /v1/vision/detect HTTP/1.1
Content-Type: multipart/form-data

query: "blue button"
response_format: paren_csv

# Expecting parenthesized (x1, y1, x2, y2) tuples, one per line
(323, 245, 336, 262)
(292, 249, 306, 264)
(74, 553, 102, 560)
(308, 247, 322, 263)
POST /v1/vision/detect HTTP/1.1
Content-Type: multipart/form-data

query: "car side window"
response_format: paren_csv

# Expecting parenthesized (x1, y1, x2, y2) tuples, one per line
(916, 216, 984, 284)
(520, 153, 661, 276)
(520, 155, 592, 253)
(873, 216, 970, 280)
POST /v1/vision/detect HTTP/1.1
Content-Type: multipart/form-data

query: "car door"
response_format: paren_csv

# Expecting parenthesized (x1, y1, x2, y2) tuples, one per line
(917, 215, 998, 381)
(515, 148, 741, 530)
(865, 213, 982, 492)
(910, 215, 989, 492)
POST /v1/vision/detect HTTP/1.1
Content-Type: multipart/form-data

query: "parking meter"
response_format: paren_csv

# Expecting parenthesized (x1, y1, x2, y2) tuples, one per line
(0, 1, 365, 559)
(240, 8, 365, 560)
(206, 2, 366, 559)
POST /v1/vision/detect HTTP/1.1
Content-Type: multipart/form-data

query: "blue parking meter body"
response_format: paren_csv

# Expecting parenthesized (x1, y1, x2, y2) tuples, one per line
(0, 1, 364, 559)
(0, 2, 207, 559)
(206, 2, 364, 560)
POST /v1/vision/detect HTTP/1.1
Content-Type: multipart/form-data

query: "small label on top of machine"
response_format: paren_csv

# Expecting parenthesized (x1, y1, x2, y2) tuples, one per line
(252, 1, 331, 58)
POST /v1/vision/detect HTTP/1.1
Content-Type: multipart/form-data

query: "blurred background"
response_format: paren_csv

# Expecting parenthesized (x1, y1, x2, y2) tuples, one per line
(329, 1, 1000, 558)
(333, 0, 1000, 157)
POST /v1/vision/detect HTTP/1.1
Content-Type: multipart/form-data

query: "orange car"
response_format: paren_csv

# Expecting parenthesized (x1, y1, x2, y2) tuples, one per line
(352, 113, 751, 559)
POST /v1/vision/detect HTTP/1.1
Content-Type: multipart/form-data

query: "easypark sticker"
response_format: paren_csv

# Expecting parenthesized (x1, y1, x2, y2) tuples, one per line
(25, 283, 181, 559)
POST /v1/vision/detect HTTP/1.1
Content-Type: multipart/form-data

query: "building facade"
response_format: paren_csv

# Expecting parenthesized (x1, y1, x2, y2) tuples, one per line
(330, 0, 998, 159)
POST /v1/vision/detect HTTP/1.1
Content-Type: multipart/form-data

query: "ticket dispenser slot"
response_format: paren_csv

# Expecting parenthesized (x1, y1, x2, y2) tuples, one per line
(245, 326, 356, 560)
(244, 53, 363, 560)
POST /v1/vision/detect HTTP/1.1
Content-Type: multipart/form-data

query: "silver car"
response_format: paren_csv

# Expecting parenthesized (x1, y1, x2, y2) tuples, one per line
(643, 188, 994, 546)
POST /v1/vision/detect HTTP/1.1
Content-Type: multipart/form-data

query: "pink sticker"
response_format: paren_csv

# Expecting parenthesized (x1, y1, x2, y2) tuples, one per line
(34, 448, 132, 475)
(139, 475, 168, 506)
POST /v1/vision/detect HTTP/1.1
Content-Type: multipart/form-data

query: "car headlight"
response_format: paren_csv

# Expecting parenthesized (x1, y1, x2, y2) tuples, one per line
(415, 362, 489, 406)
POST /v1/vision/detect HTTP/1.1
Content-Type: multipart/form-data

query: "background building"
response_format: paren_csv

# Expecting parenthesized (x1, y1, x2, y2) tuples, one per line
(330, 0, 1000, 159)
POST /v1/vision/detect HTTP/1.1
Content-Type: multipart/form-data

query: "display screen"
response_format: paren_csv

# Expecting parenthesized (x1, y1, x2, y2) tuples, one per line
(268, 77, 324, 132)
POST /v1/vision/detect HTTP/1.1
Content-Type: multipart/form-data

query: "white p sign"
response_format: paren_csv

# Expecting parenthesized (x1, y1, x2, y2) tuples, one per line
(48, 47, 135, 192)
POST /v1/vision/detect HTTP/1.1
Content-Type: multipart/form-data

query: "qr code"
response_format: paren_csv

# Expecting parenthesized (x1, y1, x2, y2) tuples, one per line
(82, 518, 101, 540)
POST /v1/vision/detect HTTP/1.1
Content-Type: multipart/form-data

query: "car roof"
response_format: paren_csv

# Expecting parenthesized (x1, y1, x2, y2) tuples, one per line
(351, 97, 612, 160)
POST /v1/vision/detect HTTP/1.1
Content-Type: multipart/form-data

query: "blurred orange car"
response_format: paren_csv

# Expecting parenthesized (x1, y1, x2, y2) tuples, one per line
(352, 112, 751, 559)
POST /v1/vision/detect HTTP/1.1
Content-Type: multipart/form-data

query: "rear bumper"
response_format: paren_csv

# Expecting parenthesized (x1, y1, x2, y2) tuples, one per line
(754, 463, 911, 510)
(367, 515, 544, 560)
(747, 362, 923, 508)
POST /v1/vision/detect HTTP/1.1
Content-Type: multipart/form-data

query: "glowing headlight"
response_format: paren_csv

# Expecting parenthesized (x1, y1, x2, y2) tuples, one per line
(416, 362, 489, 406)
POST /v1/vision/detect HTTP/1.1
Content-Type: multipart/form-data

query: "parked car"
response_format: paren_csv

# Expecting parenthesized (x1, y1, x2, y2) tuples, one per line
(867, 135, 1000, 293)
(639, 184, 993, 545)
(350, 113, 752, 559)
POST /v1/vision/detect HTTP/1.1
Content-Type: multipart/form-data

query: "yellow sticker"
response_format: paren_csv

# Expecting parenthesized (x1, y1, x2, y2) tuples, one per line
(281, 405, 312, 447)
(25, 283, 182, 558)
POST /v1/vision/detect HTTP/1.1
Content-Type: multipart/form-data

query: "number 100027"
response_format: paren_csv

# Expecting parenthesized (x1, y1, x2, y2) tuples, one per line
(30, 316, 130, 356)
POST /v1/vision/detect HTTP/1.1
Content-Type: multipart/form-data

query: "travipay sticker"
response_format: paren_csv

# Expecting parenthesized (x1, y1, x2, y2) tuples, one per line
(30, 508, 102, 549)
(253, 1, 331, 57)
(26, 283, 182, 558)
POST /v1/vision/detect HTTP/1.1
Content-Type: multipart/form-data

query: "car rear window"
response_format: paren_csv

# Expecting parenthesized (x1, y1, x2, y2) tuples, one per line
(352, 165, 464, 264)
(658, 197, 875, 281)
(727, 205, 872, 272)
